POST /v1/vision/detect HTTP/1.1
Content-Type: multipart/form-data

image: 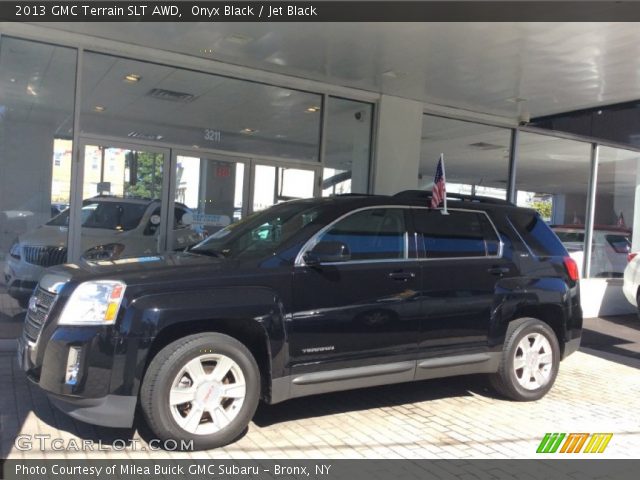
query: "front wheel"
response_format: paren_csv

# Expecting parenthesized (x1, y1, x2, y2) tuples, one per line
(140, 333, 260, 450)
(489, 319, 560, 401)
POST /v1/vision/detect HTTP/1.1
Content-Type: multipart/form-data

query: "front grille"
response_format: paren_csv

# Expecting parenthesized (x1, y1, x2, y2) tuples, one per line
(23, 246, 68, 267)
(23, 287, 57, 343)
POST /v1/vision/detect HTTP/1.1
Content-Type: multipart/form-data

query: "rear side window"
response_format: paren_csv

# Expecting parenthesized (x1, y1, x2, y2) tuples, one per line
(509, 211, 567, 257)
(319, 208, 407, 260)
(413, 209, 500, 258)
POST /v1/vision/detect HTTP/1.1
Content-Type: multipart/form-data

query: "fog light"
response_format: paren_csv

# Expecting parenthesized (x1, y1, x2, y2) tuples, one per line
(65, 347, 81, 385)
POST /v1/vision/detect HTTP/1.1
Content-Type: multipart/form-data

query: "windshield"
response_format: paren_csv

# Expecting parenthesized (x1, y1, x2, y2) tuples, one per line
(191, 202, 322, 259)
(47, 201, 149, 231)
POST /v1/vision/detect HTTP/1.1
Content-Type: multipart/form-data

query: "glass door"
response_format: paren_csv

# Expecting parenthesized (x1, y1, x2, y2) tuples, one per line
(69, 139, 170, 262)
(250, 162, 321, 212)
(168, 151, 248, 248)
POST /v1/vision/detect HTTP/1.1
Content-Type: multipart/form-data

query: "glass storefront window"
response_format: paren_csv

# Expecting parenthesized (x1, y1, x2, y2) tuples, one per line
(590, 146, 640, 278)
(174, 154, 245, 239)
(0, 38, 77, 319)
(421, 115, 511, 199)
(80, 52, 322, 162)
(516, 133, 591, 224)
(323, 97, 373, 196)
(252, 164, 316, 211)
(516, 132, 591, 276)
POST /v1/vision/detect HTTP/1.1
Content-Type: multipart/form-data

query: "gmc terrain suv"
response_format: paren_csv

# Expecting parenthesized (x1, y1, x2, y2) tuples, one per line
(18, 191, 582, 450)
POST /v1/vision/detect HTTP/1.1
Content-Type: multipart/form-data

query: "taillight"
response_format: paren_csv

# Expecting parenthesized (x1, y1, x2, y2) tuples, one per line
(629, 252, 638, 262)
(563, 256, 579, 282)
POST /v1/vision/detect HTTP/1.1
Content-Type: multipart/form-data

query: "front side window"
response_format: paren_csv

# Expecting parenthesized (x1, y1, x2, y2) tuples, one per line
(316, 208, 407, 261)
(414, 209, 500, 258)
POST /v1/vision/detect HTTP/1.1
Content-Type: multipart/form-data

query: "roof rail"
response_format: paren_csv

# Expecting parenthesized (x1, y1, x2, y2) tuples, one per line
(392, 190, 513, 205)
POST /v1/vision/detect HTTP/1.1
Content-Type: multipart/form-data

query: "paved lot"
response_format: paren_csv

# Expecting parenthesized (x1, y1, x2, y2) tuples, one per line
(1, 315, 640, 460)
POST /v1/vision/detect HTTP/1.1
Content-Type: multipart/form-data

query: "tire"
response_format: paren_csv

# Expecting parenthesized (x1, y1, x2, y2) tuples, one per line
(140, 332, 260, 450)
(489, 318, 560, 401)
(636, 291, 640, 320)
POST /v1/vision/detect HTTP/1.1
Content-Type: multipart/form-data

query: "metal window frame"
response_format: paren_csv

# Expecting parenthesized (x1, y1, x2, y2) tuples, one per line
(295, 205, 503, 267)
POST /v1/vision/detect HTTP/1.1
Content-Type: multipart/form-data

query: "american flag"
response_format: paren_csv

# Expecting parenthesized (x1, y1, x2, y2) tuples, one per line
(431, 156, 446, 209)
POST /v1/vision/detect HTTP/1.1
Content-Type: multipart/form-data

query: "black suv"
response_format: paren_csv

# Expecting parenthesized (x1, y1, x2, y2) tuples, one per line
(17, 191, 582, 450)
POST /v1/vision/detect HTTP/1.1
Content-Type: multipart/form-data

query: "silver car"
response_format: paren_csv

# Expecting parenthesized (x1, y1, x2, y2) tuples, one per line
(4, 196, 204, 306)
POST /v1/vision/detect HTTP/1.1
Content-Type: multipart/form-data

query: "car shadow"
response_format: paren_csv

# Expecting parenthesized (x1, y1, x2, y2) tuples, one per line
(14, 369, 493, 455)
(252, 374, 495, 428)
(581, 315, 640, 366)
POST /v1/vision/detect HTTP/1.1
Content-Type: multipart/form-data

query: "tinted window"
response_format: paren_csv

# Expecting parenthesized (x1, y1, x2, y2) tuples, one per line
(509, 211, 567, 257)
(414, 209, 499, 258)
(318, 208, 407, 260)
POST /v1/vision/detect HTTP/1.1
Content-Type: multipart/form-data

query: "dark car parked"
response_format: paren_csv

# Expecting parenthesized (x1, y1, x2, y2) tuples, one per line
(18, 191, 582, 450)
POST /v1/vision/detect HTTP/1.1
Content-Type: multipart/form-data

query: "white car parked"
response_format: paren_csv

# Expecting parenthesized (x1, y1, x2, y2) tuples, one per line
(552, 225, 632, 278)
(4, 196, 204, 306)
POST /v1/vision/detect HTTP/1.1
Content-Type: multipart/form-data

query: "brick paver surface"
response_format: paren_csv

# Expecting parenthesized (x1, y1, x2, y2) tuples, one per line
(1, 344, 638, 460)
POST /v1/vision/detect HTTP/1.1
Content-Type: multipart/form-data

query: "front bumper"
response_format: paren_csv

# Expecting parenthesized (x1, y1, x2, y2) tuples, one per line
(4, 260, 40, 301)
(17, 327, 137, 429)
(48, 392, 137, 428)
(562, 334, 582, 360)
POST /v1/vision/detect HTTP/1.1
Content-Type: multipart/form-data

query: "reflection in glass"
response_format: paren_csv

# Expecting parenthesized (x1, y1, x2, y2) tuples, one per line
(253, 165, 315, 212)
(323, 98, 373, 196)
(590, 146, 640, 278)
(80, 52, 322, 162)
(0, 38, 77, 315)
(175, 155, 244, 237)
(421, 116, 511, 199)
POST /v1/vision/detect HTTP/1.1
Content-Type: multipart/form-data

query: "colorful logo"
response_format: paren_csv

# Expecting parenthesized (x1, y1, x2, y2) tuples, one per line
(537, 433, 613, 454)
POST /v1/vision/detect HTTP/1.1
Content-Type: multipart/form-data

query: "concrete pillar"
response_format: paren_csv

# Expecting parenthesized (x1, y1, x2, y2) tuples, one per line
(372, 95, 423, 195)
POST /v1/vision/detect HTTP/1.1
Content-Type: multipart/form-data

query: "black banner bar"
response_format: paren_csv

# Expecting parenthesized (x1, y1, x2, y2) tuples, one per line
(1, 459, 639, 480)
(3, 1, 640, 22)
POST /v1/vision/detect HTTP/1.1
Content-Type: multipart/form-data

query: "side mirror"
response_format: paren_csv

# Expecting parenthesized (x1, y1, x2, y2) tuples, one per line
(304, 241, 351, 265)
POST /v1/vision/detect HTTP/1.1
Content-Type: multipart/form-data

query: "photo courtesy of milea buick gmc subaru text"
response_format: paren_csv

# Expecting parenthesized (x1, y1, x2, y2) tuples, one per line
(17, 191, 582, 450)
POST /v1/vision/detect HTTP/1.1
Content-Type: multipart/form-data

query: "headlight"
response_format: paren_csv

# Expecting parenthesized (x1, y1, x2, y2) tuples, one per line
(9, 240, 21, 260)
(82, 243, 125, 261)
(58, 281, 126, 326)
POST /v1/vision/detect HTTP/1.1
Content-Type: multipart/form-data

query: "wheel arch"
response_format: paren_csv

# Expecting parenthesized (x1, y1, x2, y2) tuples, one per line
(507, 305, 566, 356)
(143, 318, 273, 402)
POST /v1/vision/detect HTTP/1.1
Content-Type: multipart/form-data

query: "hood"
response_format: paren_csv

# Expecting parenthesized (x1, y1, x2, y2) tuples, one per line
(48, 251, 234, 288)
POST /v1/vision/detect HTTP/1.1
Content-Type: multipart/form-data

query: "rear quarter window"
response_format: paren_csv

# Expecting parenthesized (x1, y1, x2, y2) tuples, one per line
(509, 211, 567, 257)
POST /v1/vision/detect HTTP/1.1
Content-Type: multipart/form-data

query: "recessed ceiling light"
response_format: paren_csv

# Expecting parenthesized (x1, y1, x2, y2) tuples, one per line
(382, 70, 398, 78)
(9, 78, 16, 83)
(200, 49, 215, 55)
(506, 96, 527, 103)
(241, 128, 257, 134)
(225, 34, 253, 45)
(124, 74, 141, 83)
(306, 106, 321, 113)
(26, 85, 37, 96)
(93, 105, 106, 112)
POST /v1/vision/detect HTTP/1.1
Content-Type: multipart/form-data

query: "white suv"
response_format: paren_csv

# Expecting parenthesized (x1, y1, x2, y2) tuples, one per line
(552, 225, 631, 278)
(4, 196, 204, 306)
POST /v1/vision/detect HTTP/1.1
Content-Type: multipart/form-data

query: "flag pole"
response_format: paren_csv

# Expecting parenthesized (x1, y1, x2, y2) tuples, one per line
(440, 153, 449, 215)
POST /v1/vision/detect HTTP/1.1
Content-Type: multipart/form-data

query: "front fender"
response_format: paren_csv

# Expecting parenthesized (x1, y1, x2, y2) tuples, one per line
(109, 287, 285, 397)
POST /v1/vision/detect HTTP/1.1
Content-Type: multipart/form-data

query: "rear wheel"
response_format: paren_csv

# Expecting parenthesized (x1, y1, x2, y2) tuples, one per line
(140, 333, 260, 450)
(489, 319, 560, 401)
